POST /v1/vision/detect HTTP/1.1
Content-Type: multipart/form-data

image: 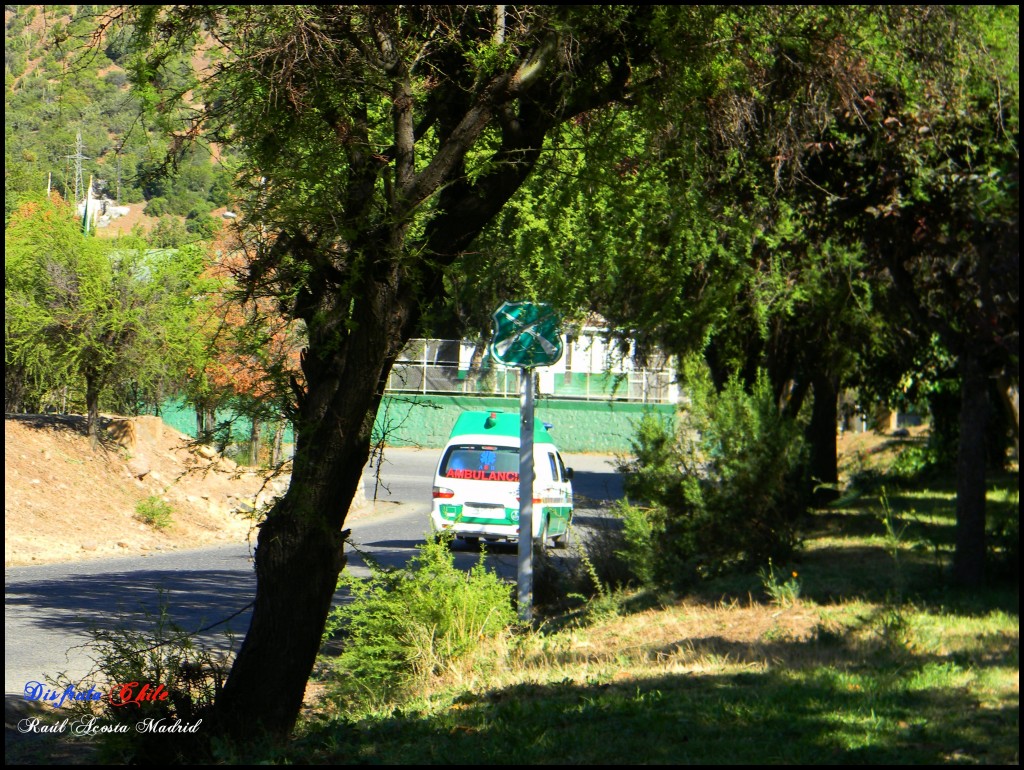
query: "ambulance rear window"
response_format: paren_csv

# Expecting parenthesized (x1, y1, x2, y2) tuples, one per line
(441, 444, 520, 482)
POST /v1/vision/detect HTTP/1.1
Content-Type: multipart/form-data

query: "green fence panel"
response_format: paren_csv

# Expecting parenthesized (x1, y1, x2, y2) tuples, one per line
(158, 395, 675, 455)
(374, 394, 675, 453)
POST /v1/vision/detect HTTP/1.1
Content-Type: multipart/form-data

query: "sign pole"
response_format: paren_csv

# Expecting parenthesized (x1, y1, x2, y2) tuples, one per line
(488, 300, 563, 625)
(517, 366, 535, 622)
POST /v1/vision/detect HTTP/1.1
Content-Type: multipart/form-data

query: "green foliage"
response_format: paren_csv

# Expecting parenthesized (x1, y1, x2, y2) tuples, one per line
(5, 197, 209, 419)
(814, 7, 1018, 395)
(144, 197, 169, 217)
(54, 601, 228, 763)
(6, 198, 103, 410)
(148, 215, 189, 248)
(615, 501, 658, 588)
(618, 365, 808, 587)
(135, 494, 173, 529)
(185, 208, 220, 239)
(888, 443, 942, 481)
(323, 536, 515, 709)
(758, 558, 802, 608)
(619, 412, 684, 505)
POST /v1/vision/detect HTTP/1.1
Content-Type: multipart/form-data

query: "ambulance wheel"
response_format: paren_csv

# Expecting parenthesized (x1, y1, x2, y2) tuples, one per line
(459, 536, 479, 546)
(553, 526, 571, 550)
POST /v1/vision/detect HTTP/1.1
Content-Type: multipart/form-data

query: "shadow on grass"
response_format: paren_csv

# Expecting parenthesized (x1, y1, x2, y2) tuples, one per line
(301, 463, 1019, 765)
(814, 490, 957, 537)
(296, 658, 1019, 765)
(553, 471, 1016, 623)
(299, 556, 1019, 765)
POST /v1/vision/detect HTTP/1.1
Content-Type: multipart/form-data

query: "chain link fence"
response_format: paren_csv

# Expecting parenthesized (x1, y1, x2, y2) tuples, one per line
(386, 338, 677, 403)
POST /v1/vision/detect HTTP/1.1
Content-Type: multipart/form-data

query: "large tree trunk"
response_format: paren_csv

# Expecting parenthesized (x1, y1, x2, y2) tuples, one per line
(211, 273, 411, 744)
(808, 372, 840, 504)
(952, 349, 988, 587)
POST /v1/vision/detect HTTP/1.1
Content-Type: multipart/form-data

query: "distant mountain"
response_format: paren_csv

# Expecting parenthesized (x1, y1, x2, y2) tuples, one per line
(4, 5, 232, 240)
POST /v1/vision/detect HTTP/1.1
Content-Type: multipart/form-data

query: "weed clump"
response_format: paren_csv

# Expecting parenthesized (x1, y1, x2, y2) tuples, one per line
(323, 535, 515, 709)
(759, 558, 802, 608)
(135, 494, 173, 529)
(52, 602, 229, 764)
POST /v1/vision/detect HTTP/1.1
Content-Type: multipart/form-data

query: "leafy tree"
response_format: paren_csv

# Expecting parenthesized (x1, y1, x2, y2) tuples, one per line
(5, 195, 207, 444)
(183, 226, 305, 458)
(6, 197, 103, 415)
(776, 5, 1019, 586)
(465, 8, 897, 497)
(114, 3, 742, 747)
(474, 7, 1017, 521)
(5, 201, 78, 412)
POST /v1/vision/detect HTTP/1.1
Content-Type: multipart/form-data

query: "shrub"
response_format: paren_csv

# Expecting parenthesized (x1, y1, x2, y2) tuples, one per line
(323, 535, 515, 708)
(616, 500, 659, 587)
(52, 602, 228, 763)
(617, 366, 809, 587)
(149, 216, 189, 248)
(185, 208, 220, 239)
(889, 443, 941, 481)
(144, 196, 169, 217)
(580, 510, 636, 591)
(102, 69, 128, 88)
(135, 495, 173, 529)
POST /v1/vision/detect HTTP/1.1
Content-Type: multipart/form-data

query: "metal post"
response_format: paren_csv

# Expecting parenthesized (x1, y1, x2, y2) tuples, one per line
(517, 366, 535, 622)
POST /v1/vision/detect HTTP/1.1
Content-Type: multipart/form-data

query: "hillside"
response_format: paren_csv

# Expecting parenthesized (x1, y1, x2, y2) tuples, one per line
(4, 413, 282, 567)
(5, 5, 232, 244)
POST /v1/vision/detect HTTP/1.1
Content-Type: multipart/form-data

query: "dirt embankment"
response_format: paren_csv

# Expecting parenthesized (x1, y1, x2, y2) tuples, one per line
(4, 414, 287, 567)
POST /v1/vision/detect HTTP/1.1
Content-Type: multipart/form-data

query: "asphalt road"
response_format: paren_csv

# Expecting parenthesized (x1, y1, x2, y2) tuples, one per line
(4, 449, 623, 698)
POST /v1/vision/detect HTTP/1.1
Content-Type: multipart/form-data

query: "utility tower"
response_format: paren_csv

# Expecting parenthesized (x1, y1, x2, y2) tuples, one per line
(65, 130, 90, 205)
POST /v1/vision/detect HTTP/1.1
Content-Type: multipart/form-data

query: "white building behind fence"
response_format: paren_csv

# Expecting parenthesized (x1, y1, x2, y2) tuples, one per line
(386, 328, 678, 404)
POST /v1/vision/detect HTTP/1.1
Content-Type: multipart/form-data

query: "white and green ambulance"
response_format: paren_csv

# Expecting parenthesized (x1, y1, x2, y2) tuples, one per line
(430, 411, 574, 547)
